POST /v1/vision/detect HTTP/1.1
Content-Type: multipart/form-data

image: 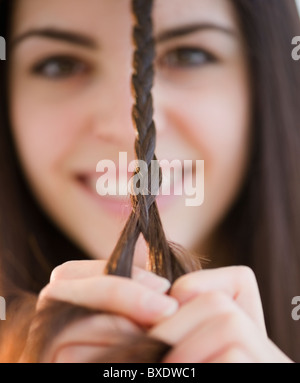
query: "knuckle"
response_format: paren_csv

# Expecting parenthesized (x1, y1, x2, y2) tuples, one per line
(232, 266, 257, 286)
(170, 274, 187, 292)
(39, 282, 57, 300)
(39, 284, 51, 300)
(37, 284, 56, 309)
(50, 261, 77, 282)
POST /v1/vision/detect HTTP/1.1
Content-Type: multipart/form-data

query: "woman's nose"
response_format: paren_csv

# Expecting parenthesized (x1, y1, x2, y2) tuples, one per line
(84, 78, 136, 148)
(81, 75, 170, 153)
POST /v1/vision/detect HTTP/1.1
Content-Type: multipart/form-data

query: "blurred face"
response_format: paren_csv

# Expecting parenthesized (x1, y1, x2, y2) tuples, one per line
(9, 0, 251, 267)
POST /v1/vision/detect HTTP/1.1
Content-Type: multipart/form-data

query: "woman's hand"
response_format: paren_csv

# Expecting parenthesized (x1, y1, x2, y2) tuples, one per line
(22, 260, 178, 362)
(38, 260, 178, 326)
(149, 266, 293, 363)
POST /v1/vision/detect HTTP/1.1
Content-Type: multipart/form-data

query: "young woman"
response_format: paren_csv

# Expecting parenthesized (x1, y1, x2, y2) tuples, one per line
(0, 0, 299, 363)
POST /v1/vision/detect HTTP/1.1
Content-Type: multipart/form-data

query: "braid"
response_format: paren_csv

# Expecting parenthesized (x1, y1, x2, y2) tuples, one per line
(105, 0, 201, 283)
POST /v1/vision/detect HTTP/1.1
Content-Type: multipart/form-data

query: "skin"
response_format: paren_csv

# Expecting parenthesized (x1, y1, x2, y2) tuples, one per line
(8, 0, 292, 362)
(34, 262, 291, 363)
(9, 0, 251, 267)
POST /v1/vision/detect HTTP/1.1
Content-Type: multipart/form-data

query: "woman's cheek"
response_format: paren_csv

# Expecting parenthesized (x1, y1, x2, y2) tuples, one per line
(12, 96, 78, 174)
(163, 76, 250, 224)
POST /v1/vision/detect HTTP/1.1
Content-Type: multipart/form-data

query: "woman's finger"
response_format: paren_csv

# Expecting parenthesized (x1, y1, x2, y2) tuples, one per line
(149, 291, 238, 344)
(158, 305, 291, 363)
(50, 260, 171, 293)
(54, 345, 108, 363)
(150, 288, 291, 363)
(50, 260, 108, 281)
(38, 276, 178, 327)
(161, 310, 262, 363)
(170, 266, 266, 333)
(208, 347, 252, 363)
(41, 313, 143, 363)
(161, 307, 290, 363)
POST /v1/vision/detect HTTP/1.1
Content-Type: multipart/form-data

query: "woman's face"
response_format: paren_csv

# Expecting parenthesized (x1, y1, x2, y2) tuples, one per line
(9, 0, 251, 267)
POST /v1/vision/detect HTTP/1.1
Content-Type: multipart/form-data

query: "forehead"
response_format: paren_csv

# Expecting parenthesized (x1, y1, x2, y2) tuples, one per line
(10, 0, 131, 43)
(154, 0, 238, 31)
(11, 0, 239, 38)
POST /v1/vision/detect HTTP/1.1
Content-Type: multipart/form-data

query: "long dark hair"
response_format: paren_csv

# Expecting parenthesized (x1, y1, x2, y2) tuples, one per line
(0, 0, 300, 362)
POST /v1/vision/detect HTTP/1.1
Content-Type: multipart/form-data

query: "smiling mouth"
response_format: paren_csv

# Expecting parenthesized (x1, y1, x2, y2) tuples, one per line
(75, 162, 194, 215)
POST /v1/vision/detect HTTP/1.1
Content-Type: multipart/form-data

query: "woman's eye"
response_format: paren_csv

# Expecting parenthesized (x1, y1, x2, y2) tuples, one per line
(159, 47, 215, 68)
(31, 56, 89, 79)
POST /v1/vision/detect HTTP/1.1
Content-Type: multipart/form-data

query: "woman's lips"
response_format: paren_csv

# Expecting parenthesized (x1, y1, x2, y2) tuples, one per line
(76, 163, 193, 216)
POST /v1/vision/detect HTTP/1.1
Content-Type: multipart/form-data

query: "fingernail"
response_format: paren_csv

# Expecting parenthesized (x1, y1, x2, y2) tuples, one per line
(142, 292, 178, 318)
(135, 270, 171, 293)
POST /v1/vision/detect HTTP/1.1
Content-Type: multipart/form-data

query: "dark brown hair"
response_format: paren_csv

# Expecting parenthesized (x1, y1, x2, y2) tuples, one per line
(0, 0, 300, 362)
(104, 0, 200, 282)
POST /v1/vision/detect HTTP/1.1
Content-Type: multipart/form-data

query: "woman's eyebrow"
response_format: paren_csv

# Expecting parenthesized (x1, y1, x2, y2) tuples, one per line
(155, 22, 236, 43)
(10, 28, 99, 50)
